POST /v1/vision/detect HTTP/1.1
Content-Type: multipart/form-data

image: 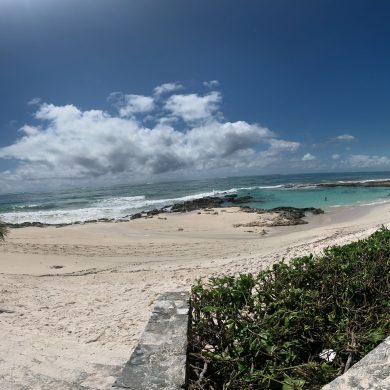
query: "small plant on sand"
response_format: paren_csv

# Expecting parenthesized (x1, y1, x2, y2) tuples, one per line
(0, 220, 8, 241)
(188, 227, 390, 389)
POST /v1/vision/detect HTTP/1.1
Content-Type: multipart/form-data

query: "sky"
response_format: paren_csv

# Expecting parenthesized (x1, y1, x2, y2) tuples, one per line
(1, 0, 390, 192)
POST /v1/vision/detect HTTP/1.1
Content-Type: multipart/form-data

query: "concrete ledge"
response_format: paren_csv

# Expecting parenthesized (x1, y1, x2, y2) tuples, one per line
(322, 336, 390, 390)
(113, 291, 189, 390)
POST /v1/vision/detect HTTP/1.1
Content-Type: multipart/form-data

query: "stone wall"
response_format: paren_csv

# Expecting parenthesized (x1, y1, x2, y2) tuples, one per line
(322, 336, 390, 390)
(113, 292, 189, 390)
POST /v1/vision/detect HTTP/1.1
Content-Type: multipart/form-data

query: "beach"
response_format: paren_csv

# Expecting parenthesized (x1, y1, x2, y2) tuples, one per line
(1, 203, 390, 389)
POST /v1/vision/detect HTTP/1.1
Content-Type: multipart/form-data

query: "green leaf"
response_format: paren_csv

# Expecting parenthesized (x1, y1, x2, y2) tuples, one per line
(282, 376, 306, 390)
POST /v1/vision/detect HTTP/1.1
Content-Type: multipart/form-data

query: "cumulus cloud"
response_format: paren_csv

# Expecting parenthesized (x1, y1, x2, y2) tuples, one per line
(0, 85, 301, 190)
(153, 82, 183, 96)
(165, 91, 222, 122)
(108, 92, 154, 117)
(302, 153, 316, 161)
(347, 154, 390, 168)
(332, 154, 340, 160)
(335, 134, 355, 141)
(28, 97, 41, 106)
(260, 139, 300, 159)
(203, 80, 219, 88)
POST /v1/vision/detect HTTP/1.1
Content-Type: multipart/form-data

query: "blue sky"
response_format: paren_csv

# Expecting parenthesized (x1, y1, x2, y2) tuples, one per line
(1, 0, 390, 191)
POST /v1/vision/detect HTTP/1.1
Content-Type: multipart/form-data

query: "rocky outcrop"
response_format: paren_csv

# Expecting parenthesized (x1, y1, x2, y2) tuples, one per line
(223, 194, 253, 204)
(170, 196, 225, 212)
(4, 218, 117, 229)
(318, 179, 390, 188)
(167, 194, 254, 212)
(5, 221, 66, 229)
(268, 206, 324, 225)
(4, 195, 323, 229)
(238, 206, 324, 226)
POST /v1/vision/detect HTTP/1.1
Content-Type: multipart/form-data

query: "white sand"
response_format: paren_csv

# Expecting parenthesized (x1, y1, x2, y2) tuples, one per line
(1, 204, 390, 389)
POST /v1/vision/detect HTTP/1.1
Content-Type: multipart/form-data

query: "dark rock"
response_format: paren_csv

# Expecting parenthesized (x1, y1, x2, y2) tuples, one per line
(266, 207, 324, 226)
(5, 221, 52, 229)
(224, 195, 253, 204)
(4, 196, 323, 230)
(170, 196, 224, 212)
(237, 206, 324, 226)
(146, 209, 160, 216)
(55, 224, 69, 228)
(0, 308, 15, 314)
(223, 194, 238, 201)
(271, 206, 324, 216)
(318, 179, 390, 188)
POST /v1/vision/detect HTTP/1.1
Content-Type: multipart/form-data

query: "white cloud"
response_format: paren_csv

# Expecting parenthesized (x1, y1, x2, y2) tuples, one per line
(302, 153, 316, 161)
(347, 154, 390, 168)
(108, 92, 154, 117)
(335, 134, 355, 141)
(165, 91, 222, 122)
(203, 80, 219, 88)
(153, 82, 183, 96)
(260, 139, 300, 158)
(28, 97, 41, 106)
(332, 154, 340, 160)
(0, 85, 301, 190)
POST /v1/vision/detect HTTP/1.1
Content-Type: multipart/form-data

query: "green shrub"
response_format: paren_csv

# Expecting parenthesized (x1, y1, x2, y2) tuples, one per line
(0, 220, 7, 241)
(188, 227, 390, 389)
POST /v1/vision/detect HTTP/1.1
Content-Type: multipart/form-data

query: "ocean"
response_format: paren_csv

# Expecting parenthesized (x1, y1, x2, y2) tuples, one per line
(1, 171, 390, 225)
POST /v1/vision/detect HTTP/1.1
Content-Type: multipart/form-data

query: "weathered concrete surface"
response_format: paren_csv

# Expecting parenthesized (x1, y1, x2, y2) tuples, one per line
(113, 291, 189, 390)
(322, 336, 390, 390)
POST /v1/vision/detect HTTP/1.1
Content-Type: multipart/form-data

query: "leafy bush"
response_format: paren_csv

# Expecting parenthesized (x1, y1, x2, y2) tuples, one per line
(0, 220, 7, 241)
(188, 227, 390, 389)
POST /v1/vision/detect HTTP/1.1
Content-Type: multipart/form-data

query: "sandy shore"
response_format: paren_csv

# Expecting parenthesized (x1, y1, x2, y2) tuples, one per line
(1, 204, 390, 389)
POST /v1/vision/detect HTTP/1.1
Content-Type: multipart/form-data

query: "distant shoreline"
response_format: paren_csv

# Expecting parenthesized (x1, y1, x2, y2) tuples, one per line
(2, 173, 390, 226)
(318, 179, 390, 187)
(3, 194, 324, 229)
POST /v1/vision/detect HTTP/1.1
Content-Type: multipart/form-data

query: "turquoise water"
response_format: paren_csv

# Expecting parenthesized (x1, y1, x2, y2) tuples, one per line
(1, 172, 390, 224)
(245, 186, 390, 209)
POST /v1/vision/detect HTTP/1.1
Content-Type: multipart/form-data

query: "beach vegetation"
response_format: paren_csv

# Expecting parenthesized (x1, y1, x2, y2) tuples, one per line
(188, 227, 390, 389)
(0, 220, 8, 241)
